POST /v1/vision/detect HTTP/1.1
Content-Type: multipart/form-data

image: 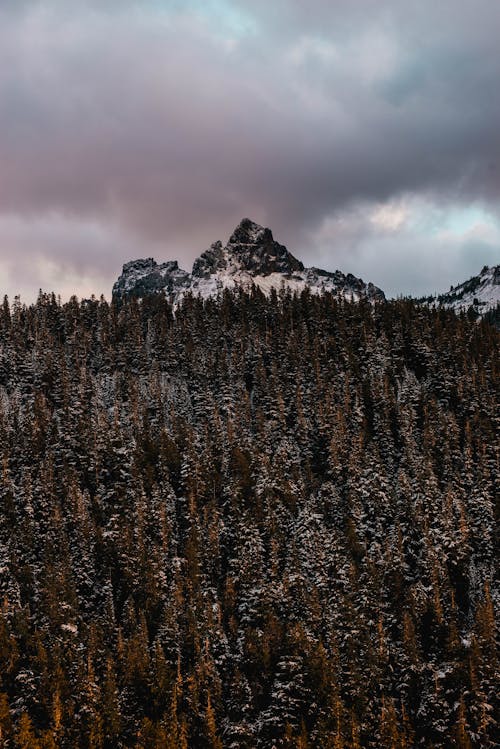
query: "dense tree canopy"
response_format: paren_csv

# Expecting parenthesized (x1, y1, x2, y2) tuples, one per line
(0, 288, 498, 747)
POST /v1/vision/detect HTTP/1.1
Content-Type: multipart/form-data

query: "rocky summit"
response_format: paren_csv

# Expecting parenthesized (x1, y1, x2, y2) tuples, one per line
(112, 218, 386, 304)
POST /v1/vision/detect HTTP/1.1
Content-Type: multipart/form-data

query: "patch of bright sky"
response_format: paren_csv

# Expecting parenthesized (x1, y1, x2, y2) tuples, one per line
(310, 196, 499, 297)
(433, 205, 500, 242)
(370, 198, 500, 244)
(370, 201, 409, 231)
(150, 0, 257, 36)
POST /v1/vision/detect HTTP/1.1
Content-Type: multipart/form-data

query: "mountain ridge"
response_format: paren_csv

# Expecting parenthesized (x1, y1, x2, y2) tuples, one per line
(112, 218, 385, 304)
(112, 218, 499, 327)
(417, 263, 500, 326)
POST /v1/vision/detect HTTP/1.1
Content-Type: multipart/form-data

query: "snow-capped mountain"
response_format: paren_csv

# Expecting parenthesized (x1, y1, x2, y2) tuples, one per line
(418, 264, 500, 324)
(112, 218, 385, 304)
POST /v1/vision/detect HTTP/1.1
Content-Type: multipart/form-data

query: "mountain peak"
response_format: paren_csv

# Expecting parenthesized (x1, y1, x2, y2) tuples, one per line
(225, 218, 304, 275)
(228, 218, 270, 246)
(112, 221, 386, 304)
(113, 258, 190, 299)
(191, 219, 304, 279)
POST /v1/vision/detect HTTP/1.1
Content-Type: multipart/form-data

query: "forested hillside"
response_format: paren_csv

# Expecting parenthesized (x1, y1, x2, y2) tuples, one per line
(0, 289, 497, 748)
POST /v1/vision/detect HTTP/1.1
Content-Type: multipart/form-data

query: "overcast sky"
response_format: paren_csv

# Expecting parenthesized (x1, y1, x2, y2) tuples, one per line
(1, 0, 499, 301)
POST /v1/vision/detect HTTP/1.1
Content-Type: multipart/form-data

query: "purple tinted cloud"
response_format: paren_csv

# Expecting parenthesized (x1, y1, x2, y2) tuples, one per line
(0, 0, 499, 300)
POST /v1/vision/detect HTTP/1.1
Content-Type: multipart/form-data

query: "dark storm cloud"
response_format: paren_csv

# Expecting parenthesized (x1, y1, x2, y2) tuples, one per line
(0, 0, 499, 299)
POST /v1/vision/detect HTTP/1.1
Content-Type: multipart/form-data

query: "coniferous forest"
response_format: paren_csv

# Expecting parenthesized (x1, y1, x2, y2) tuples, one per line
(0, 289, 498, 748)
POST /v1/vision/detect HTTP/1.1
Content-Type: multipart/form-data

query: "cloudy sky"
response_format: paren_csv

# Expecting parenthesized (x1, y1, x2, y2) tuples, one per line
(1, 0, 499, 301)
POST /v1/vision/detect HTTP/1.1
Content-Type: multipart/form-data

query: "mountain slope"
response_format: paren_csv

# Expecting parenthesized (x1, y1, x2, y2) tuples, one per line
(418, 264, 500, 323)
(112, 218, 385, 304)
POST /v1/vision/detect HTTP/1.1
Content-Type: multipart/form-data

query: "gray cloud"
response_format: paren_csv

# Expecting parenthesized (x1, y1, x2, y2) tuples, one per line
(0, 0, 499, 300)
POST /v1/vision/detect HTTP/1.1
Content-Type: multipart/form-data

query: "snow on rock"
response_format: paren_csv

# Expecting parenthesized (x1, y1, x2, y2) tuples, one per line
(61, 623, 78, 634)
(112, 218, 385, 305)
(113, 258, 191, 300)
(419, 264, 500, 322)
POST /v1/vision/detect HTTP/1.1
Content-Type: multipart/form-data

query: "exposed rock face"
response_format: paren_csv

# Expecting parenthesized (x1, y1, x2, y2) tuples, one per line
(191, 241, 226, 279)
(228, 218, 303, 274)
(192, 220, 305, 279)
(112, 219, 386, 304)
(112, 259, 190, 300)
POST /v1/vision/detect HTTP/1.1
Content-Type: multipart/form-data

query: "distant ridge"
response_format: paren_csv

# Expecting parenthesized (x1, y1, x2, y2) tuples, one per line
(417, 264, 500, 326)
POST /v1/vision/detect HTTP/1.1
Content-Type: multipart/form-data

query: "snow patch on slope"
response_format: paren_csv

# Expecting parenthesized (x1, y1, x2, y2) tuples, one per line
(420, 265, 500, 317)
